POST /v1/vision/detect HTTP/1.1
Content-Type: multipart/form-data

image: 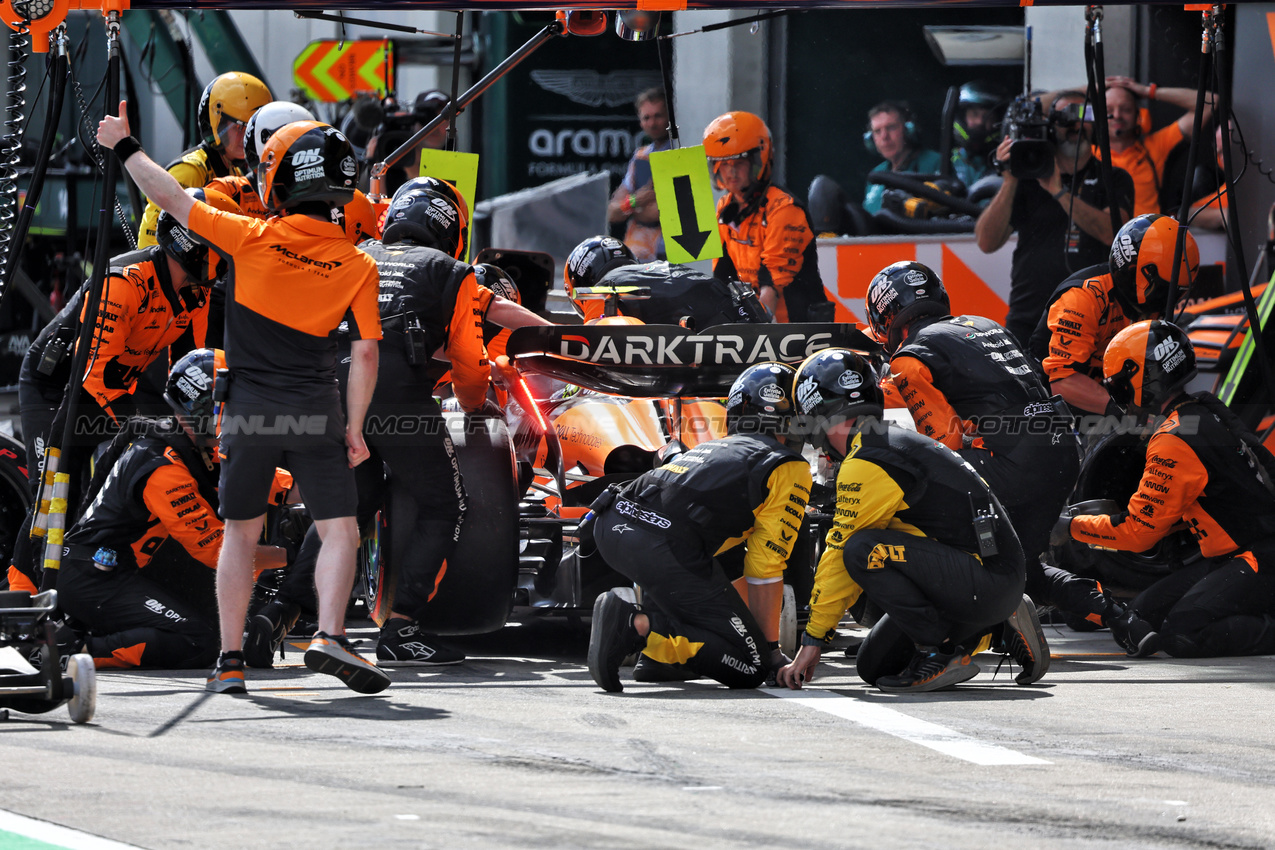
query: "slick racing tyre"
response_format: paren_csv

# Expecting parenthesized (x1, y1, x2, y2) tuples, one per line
(855, 614, 913, 686)
(1056, 430, 1203, 592)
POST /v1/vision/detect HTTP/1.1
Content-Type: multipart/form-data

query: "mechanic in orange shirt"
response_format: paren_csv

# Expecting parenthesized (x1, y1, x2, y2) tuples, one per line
(136, 72, 270, 248)
(704, 111, 829, 323)
(1028, 214, 1198, 418)
(99, 106, 389, 695)
(1101, 77, 1211, 216)
(56, 351, 287, 669)
(1059, 321, 1275, 658)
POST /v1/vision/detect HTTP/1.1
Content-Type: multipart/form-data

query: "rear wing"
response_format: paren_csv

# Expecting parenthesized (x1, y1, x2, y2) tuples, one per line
(505, 323, 878, 398)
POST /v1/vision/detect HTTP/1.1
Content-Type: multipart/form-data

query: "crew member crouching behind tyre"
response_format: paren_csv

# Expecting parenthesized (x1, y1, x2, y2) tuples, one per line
(777, 349, 1035, 693)
(57, 351, 286, 669)
(586, 362, 812, 693)
(1058, 320, 1275, 658)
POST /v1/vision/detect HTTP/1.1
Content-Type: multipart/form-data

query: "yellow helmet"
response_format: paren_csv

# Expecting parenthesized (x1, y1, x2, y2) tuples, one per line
(199, 72, 272, 149)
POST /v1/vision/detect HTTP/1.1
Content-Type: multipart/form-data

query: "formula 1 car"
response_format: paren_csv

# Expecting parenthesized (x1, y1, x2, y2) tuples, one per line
(356, 320, 878, 646)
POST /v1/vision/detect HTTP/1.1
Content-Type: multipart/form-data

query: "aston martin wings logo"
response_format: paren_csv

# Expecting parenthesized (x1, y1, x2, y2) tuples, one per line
(530, 70, 663, 108)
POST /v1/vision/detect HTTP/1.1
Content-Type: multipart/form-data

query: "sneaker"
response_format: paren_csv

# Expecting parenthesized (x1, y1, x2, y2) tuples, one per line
(207, 651, 248, 694)
(587, 590, 646, 693)
(304, 632, 391, 694)
(876, 646, 980, 693)
(243, 601, 301, 669)
(376, 619, 465, 667)
(1109, 607, 1160, 657)
(632, 653, 699, 683)
(1002, 594, 1051, 685)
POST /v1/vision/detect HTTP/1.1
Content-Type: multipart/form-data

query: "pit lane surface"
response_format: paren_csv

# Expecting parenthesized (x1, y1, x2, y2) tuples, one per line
(3, 619, 1274, 850)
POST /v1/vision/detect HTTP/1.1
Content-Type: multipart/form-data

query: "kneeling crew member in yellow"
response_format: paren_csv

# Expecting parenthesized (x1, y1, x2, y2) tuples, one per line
(778, 349, 1041, 693)
(585, 362, 812, 693)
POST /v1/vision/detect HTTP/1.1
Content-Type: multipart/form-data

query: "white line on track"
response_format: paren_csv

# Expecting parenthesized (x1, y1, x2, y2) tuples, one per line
(763, 688, 1050, 766)
(0, 810, 146, 850)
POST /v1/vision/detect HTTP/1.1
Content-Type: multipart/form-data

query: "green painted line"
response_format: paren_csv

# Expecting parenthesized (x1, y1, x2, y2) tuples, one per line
(0, 830, 66, 850)
(1218, 273, 1275, 405)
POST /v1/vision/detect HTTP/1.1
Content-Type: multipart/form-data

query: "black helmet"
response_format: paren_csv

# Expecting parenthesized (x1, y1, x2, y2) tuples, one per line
(163, 348, 224, 446)
(1109, 213, 1199, 319)
(953, 80, 1006, 155)
(156, 188, 242, 287)
(1102, 320, 1196, 414)
(564, 236, 636, 317)
(257, 121, 359, 213)
(381, 189, 466, 259)
(475, 263, 520, 305)
(792, 348, 884, 461)
(391, 176, 470, 221)
(864, 261, 951, 353)
(725, 362, 798, 437)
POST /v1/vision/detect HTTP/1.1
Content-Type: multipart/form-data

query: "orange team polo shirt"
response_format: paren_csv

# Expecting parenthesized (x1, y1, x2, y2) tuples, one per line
(186, 203, 382, 407)
(1101, 123, 1185, 216)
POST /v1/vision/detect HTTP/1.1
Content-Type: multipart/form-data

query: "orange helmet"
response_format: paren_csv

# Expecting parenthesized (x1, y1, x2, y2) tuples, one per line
(341, 190, 380, 244)
(703, 111, 772, 188)
(199, 72, 272, 150)
(1102, 320, 1196, 413)
(1109, 214, 1199, 318)
(257, 121, 358, 213)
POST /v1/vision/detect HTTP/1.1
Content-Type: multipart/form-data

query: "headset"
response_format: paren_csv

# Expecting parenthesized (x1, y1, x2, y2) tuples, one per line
(864, 101, 922, 156)
(1105, 85, 1153, 140)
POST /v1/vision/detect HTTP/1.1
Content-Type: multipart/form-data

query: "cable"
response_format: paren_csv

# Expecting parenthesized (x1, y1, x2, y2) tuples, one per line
(67, 62, 134, 247)
(0, 19, 31, 270)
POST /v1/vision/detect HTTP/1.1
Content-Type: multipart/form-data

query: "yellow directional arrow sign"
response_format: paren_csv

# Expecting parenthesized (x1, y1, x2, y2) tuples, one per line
(419, 149, 480, 262)
(650, 145, 722, 265)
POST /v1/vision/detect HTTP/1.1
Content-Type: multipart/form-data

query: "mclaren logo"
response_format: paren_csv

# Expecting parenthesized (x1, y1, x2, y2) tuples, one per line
(529, 69, 663, 107)
(557, 330, 835, 366)
(269, 245, 342, 271)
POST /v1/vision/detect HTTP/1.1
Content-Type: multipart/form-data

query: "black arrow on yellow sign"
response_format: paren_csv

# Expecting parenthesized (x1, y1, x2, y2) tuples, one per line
(671, 174, 713, 258)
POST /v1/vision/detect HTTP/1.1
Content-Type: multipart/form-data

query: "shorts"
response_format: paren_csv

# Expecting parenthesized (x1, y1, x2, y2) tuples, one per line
(219, 401, 355, 521)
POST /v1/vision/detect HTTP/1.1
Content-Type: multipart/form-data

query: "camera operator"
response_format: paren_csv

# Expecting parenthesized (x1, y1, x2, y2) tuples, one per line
(363, 90, 452, 196)
(975, 91, 1133, 347)
(1103, 76, 1210, 216)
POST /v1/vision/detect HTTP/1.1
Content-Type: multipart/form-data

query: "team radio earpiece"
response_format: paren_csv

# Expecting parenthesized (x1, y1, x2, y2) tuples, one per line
(863, 102, 922, 156)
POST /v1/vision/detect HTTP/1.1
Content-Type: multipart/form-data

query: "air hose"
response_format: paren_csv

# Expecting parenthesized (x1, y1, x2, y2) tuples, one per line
(0, 18, 31, 278)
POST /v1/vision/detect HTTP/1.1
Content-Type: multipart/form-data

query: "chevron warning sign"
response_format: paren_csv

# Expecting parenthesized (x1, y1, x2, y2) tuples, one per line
(294, 40, 394, 103)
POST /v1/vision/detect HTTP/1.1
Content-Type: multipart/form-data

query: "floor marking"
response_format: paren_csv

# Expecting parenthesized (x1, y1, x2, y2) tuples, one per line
(763, 689, 1050, 766)
(0, 810, 145, 850)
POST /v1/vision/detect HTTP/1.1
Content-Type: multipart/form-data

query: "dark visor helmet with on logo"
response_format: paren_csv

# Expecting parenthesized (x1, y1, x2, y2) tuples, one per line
(792, 348, 884, 460)
(156, 187, 242, 287)
(864, 261, 951, 354)
(257, 120, 358, 213)
(1102, 319, 1197, 413)
(381, 188, 465, 259)
(163, 347, 226, 446)
(725, 361, 797, 437)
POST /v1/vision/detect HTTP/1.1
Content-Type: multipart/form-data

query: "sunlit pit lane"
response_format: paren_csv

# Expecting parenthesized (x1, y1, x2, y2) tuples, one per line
(3, 619, 1275, 849)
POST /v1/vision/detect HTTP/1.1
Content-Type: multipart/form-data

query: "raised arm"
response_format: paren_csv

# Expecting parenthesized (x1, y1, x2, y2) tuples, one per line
(97, 100, 196, 227)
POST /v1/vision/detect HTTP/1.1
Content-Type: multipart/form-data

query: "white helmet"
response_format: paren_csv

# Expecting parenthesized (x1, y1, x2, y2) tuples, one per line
(244, 101, 316, 172)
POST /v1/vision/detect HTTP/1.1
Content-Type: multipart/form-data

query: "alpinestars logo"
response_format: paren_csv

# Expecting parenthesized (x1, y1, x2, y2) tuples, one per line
(269, 245, 343, 271)
(291, 148, 323, 167)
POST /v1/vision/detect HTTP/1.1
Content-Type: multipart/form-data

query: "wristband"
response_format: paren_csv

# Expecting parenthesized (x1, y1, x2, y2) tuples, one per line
(113, 135, 143, 164)
(628, 193, 640, 212)
(1147, 83, 1157, 101)
(1053, 188, 1069, 201)
(800, 631, 831, 648)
